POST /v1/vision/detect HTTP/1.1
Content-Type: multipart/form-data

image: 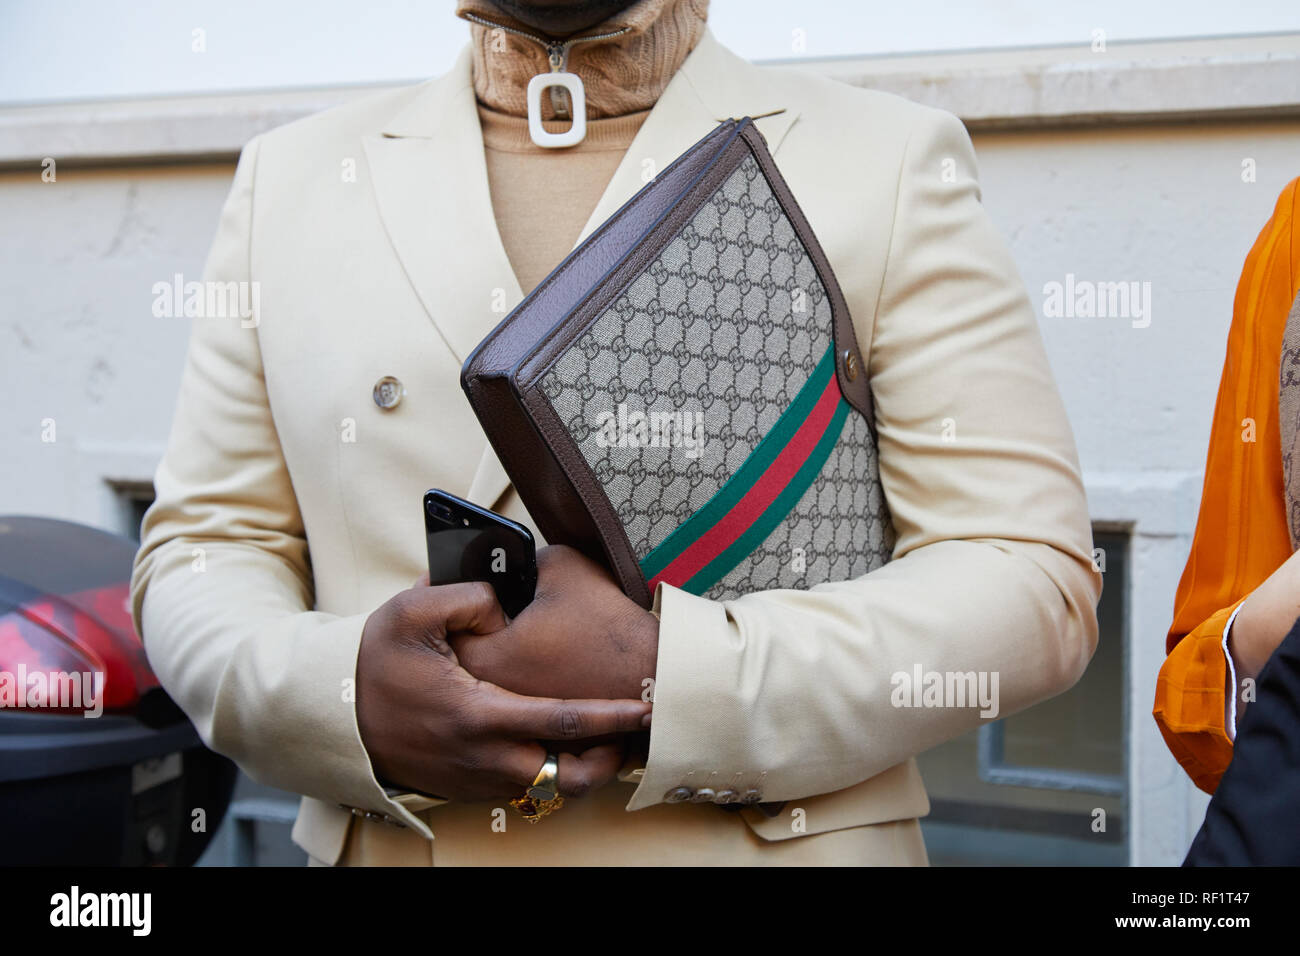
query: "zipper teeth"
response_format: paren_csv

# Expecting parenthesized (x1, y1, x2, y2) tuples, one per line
(461, 12, 629, 56)
(561, 27, 631, 47)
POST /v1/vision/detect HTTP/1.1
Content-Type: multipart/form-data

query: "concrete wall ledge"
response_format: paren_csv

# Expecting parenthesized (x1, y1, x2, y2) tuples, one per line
(1, 32, 1297, 170)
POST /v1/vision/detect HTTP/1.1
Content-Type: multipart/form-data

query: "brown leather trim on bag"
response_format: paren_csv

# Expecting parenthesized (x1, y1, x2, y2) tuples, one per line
(463, 374, 609, 568)
(462, 122, 746, 607)
(736, 123, 877, 437)
(524, 389, 653, 607)
(515, 128, 750, 385)
(461, 117, 873, 613)
(512, 126, 753, 606)
(465, 121, 740, 378)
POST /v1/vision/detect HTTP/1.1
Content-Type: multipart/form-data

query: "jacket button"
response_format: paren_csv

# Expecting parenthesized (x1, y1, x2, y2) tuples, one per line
(740, 788, 763, 804)
(664, 786, 694, 803)
(690, 787, 716, 803)
(373, 375, 405, 410)
(713, 789, 739, 804)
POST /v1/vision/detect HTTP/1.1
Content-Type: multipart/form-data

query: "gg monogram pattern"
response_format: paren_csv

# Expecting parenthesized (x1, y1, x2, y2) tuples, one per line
(1278, 289, 1300, 550)
(539, 155, 895, 600)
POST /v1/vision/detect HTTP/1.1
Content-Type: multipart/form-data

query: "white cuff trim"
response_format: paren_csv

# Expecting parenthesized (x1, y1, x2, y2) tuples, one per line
(1221, 603, 1244, 741)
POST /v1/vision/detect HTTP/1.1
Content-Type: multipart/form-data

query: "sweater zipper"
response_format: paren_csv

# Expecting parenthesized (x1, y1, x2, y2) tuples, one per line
(461, 11, 630, 120)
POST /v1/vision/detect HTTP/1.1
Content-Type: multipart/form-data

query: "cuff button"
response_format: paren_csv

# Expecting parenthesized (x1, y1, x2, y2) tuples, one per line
(664, 786, 694, 803)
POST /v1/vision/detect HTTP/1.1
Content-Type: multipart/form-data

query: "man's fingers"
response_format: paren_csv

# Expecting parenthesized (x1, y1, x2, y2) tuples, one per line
(412, 571, 431, 587)
(557, 746, 625, 798)
(397, 580, 508, 640)
(483, 689, 651, 740)
(499, 742, 625, 799)
(439, 581, 508, 635)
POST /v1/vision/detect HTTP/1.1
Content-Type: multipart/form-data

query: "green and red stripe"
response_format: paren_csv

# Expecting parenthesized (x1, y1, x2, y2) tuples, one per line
(640, 344, 849, 596)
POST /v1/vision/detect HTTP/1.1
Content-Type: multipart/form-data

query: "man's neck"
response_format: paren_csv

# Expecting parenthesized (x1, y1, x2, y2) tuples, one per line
(455, 0, 709, 120)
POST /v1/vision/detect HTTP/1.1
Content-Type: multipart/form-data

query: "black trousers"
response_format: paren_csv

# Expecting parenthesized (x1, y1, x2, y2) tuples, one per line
(1184, 615, 1300, 865)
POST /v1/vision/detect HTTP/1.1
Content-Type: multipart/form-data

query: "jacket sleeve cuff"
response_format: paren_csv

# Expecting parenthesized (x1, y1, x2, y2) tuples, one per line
(626, 583, 755, 812)
(332, 616, 444, 837)
(210, 607, 440, 838)
(1154, 600, 1242, 793)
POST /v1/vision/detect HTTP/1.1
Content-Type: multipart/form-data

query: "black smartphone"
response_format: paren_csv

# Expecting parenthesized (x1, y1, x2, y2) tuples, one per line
(423, 489, 537, 618)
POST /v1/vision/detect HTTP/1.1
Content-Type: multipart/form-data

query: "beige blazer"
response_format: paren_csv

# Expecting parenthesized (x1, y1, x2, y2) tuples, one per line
(131, 30, 1100, 865)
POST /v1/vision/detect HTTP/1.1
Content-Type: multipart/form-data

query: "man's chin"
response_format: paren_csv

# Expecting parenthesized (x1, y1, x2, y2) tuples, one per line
(483, 0, 643, 37)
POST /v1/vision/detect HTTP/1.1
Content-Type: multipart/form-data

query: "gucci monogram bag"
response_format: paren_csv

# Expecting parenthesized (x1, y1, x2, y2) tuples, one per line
(462, 118, 894, 609)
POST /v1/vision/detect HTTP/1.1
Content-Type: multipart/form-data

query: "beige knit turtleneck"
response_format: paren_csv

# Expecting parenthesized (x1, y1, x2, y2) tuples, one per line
(457, 0, 709, 120)
(454, 0, 709, 293)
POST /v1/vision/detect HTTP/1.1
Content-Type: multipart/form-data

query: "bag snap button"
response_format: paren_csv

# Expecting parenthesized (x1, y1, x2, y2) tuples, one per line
(842, 350, 858, 382)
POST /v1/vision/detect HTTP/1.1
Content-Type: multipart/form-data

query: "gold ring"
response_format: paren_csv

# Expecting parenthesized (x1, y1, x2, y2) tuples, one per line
(509, 753, 565, 823)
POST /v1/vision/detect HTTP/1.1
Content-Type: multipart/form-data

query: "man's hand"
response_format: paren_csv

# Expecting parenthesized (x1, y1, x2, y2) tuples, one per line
(452, 545, 660, 703)
(355, 580, 651, 802)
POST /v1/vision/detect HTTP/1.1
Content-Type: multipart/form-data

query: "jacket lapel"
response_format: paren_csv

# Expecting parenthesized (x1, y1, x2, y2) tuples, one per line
(368, 31, 797, 513)
(362, 48, 523, 365)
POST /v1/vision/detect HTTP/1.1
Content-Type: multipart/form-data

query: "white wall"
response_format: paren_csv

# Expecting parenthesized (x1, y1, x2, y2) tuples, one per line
(0, 164, 229, 525)
(973, 121, 1300, 863)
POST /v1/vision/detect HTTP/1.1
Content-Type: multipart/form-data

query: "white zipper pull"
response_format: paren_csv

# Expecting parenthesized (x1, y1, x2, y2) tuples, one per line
(460, 11, 630, 149)
(527, 66, 586, 148)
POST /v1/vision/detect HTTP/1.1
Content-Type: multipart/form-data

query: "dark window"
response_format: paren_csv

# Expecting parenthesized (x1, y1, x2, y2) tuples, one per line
(916, 528, 1127, 865)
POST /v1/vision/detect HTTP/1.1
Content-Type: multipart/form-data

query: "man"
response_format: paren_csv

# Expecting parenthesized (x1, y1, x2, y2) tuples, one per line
(131, 0, 1100, 865)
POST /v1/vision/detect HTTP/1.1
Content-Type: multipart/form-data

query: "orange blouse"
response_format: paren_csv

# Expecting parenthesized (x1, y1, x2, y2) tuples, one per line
(1155, 177, 1299, 794)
